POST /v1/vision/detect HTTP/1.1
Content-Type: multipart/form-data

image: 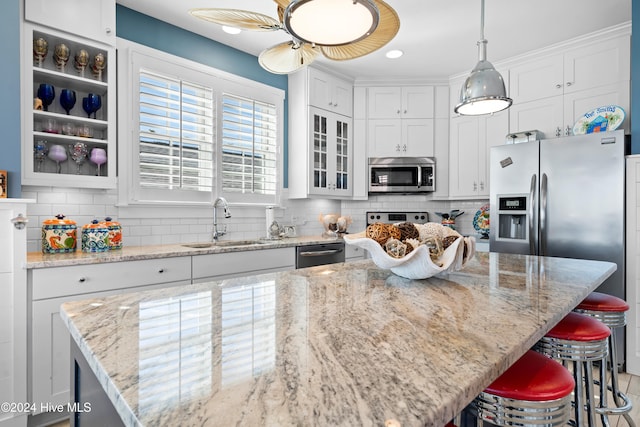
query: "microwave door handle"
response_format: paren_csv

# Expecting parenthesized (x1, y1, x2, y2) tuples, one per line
(417, 166, 421, 188)
(529, 174, 537, 255)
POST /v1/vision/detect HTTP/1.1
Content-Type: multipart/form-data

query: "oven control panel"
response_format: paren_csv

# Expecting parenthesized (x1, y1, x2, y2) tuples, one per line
(366, 211, 429, 225)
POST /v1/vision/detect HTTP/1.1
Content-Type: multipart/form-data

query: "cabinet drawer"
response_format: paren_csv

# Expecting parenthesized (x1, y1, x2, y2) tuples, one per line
(31, 257, 191, 300)
(193, 248, 295, 279)
(345, 244, 365, 260)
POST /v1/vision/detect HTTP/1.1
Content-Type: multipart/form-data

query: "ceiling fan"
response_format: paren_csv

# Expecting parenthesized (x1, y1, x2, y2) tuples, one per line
(189, 0, 400, 74)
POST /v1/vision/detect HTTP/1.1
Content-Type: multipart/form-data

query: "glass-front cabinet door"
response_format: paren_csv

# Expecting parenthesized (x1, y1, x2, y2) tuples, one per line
(308, 107, 352, 197)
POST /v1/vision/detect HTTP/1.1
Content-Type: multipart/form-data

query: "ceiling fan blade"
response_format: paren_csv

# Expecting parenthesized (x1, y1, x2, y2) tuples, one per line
(258, 41, 319, 74)
(273, 0, 291, 10)
(189, 9, 282, 31)
(319, 0, 400, 60)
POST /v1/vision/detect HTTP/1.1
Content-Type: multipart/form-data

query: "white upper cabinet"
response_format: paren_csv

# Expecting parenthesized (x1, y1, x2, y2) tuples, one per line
(367, 119, 434, 158)
(368, 86, 434, 119)
(288, 67, 354, 198)
(449, 111, 508, 199)
(25, 0, 116, 46)
(308, 67, 353, 117)
(510, 35, 630, 104)
(367, 85, 435, 158)
(509, 81, 630, 138)
(508, 33, 630, 138)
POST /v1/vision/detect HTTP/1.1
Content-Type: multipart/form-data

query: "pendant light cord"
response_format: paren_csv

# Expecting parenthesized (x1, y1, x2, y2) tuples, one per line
(480, 0, 485, 41)
(477, 0, 487, 61)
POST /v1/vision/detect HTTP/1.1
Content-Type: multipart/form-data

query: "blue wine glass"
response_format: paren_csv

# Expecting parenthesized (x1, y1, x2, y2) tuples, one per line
(89, 94, 101, 119)
(59, 89, 76, 115)
(37, 84, 55, 112)
(82, 96, 94, 118)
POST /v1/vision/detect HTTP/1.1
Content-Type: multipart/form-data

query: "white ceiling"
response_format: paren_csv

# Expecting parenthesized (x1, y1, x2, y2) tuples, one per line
(115, 0, 631, 81)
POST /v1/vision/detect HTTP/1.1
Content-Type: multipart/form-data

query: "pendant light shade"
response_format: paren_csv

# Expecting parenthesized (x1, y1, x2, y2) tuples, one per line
(454, 0, 512, 116)
(284, 0, 379, 46)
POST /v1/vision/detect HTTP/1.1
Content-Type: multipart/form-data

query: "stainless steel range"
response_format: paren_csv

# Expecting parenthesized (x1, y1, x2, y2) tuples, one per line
(366, 211, 429, 226)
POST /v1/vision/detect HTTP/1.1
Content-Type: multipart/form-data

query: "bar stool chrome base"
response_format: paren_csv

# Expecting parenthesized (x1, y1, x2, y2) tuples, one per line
(574, 306, 636, 427)
(534, 312, 610, 427)
(473, 393, 572, 427)
(467, 350, 575, 427)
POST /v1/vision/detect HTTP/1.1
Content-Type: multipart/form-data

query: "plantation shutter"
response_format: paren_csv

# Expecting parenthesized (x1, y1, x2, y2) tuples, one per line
(138, 69, 214, 192)
(221, 94, 277, 196)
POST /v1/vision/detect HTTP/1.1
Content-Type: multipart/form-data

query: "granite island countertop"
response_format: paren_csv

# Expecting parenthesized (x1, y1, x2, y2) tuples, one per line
(26, 235, 336, 269)
(60, 252, 616, 427)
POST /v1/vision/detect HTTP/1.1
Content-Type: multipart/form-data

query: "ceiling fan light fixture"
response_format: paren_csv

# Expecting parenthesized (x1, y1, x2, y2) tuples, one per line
(454, 0, 512, 116)
(284, 0, 379, 46)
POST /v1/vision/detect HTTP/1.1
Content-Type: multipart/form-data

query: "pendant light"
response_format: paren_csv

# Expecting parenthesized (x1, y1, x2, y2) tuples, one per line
(283, 0, 379, 46)
(454, 0, 512, 116)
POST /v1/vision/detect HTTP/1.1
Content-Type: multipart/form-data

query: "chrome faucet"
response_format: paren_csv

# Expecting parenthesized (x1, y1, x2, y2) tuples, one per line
(212, 196, 231, 241)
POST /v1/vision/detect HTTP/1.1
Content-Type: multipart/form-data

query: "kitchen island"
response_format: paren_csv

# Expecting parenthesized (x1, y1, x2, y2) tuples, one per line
(60, 252, 616, 427)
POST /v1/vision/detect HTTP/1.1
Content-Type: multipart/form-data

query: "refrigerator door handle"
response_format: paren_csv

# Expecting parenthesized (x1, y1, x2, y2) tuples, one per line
(529, 174, 537, 255)
(540, 173, 548, 256)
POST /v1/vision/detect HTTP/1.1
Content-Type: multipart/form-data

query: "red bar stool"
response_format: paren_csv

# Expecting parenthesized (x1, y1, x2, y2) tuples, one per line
(469, 349, 574, 427)
(534, 311, 610, 427)
(574, 292, 635, 427)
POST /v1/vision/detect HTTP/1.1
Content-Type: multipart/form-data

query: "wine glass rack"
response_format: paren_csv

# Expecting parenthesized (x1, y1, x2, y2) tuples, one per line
(22, 24, 116, 188)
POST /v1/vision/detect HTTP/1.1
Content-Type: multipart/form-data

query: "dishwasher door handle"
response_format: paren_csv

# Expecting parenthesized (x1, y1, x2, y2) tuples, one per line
(299, 249, 343, 257)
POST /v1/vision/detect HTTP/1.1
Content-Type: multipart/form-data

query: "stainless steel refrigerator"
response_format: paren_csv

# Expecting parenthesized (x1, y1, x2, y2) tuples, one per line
(489, 130, 627, 366)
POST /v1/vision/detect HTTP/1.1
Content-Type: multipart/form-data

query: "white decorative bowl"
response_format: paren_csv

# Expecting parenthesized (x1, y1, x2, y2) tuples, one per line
(344, 231, 476, 279)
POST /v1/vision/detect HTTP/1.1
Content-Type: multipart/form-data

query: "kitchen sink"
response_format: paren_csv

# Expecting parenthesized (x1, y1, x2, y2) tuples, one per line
(182, 240, 271, 249)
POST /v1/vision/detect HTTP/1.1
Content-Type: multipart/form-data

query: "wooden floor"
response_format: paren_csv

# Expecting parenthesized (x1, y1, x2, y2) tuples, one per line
(46, 372, 640, 427)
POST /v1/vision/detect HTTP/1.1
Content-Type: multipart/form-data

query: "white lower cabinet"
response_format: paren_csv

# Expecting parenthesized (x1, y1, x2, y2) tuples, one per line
(192, 248, 295, 282)
(345, 244, 365, 262)
(0, 200, 31, 427)
(29, 257, 191, 415)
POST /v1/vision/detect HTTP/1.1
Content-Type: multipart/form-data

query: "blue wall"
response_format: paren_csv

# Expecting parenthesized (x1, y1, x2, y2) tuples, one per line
(116, 5, 291, 187)
(1, 0, 22, 198)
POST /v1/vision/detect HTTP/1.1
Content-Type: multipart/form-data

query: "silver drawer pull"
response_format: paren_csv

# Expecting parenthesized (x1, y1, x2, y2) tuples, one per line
(78, 277, 86, 283)
(300, 249, 341, 257)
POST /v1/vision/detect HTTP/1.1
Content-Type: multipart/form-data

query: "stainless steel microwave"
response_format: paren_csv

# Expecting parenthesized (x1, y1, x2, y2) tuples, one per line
(368, 157, 436, 193)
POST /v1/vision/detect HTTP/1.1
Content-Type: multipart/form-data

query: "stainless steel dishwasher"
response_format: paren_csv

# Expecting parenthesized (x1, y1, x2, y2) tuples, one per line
(295, 242, 345, 269)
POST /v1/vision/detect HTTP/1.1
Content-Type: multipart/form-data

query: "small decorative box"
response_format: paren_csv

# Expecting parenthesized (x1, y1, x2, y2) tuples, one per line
(0, 170, 6, 198)
(42, 214, 77, 253)
(81, 220, 110, 253)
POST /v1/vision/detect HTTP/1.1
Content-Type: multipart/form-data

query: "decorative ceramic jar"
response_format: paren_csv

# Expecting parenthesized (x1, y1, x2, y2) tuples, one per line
(101, 217, 122, 250)
(42, 214, 77, 253)
(81, 220, 109, 253)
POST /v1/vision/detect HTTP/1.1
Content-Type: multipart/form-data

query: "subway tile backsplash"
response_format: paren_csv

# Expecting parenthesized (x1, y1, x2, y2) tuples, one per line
(23, 186, 488, 252)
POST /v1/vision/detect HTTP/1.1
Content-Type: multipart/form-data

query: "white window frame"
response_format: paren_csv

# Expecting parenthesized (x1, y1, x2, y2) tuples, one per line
(117, 39, 284, 212)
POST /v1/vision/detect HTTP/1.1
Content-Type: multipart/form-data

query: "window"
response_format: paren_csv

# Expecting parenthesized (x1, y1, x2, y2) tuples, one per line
(139, 70, 214, 193)
(118, 40, 284, 208)
(221, 94, 277, 200)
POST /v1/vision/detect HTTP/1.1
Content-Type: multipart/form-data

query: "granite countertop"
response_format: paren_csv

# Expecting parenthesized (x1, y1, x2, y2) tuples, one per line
(60, 252, 616, 427)
(26, 235, 337, 269)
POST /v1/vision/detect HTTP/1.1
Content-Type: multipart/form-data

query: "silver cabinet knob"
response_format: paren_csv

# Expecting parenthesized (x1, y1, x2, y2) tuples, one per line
(566, 81, 573, 87)
(158, 268, 165, 273)
(78, 277, 86, 283)
(556, 84, 562, 89)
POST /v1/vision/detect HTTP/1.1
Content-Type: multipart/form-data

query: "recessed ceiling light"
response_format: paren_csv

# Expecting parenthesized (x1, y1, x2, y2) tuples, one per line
(385, 49, 403, 59)
(222, 25, 241, 35)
